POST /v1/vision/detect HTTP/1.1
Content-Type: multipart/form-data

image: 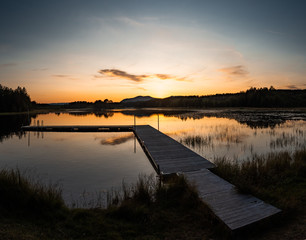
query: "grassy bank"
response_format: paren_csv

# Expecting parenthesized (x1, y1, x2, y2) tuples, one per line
(0, 171, 218, 240)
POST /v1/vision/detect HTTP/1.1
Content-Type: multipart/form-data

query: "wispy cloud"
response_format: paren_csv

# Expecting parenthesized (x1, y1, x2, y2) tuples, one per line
(32, 68, 48, 71)
(98, 69, 147, 82)
(51, 74, 79, 81)
(52, 74, 71, 78)
(141, 17, 161, 22)
(98, 69, 189, 82)
(136, 86, 147, 91)
(265, 30, 286, 36)
(0, 63, 17, 68)
(155, 74, 189, 82)
(286, 85, 299, 89)
(116, 17, 143, 27)
(218, 65, 249, 77)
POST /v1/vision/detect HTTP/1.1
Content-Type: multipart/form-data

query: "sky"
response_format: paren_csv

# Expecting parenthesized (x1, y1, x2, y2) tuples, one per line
(1, 0, 306, 103)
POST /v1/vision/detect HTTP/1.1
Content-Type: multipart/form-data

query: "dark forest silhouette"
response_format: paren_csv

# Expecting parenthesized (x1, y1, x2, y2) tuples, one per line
(128, 87, 306, 108)
(57, 87, 306, 109)
(0, 84, 32, 112)
(1, 84, 306, 112)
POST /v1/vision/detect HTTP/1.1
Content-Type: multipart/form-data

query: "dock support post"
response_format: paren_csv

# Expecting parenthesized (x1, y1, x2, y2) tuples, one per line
(134, 115, 136, 130)
(134, 135, 136, 153)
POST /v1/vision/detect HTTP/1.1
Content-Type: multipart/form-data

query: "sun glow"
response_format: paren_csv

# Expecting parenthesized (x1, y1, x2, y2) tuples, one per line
(142, 80, 173, 98)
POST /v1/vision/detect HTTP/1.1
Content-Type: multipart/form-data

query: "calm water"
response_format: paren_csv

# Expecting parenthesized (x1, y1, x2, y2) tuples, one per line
(1, 109, 306, 206)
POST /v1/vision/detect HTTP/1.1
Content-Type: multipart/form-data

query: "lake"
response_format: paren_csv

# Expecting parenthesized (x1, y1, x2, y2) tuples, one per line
(1, 108, 306, 206)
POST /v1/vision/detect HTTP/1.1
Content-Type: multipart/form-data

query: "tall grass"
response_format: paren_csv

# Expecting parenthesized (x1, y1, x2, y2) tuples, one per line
(107, 174, 202, 211)
(212, 149, 306, 211)
(0, 168, 66, 218)
(105, 174, 215, 239)
(0, 170, 217, 239)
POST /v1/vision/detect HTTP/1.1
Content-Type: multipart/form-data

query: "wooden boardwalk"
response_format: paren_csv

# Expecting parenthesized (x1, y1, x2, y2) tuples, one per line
(184, 169, 281, 230)
(22, 124, 281, 231)
(134, 126, 281, 230)
(134, 125, 215, 173)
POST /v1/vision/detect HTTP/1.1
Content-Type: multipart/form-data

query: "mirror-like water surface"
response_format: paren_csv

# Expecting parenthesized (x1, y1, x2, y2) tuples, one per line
(1, 109, 305, 206)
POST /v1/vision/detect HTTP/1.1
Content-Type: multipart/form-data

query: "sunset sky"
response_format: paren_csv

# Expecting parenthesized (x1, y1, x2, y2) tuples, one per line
(1, 0, 306, 103)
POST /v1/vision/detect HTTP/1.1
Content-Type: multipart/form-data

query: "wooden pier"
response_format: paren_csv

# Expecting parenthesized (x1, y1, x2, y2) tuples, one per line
(22, 124, 281, 231)
(185, 169, 280, 230)
(22, 125, 134, 132)
(134, 125, 215, 173)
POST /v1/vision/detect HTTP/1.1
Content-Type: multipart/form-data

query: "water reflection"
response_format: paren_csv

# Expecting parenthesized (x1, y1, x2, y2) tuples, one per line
(68, 111, 114, 118)
(168, 109, 306, 128)
(98, 133, 134, 145)
(0, 131, 154, 207)
(1, 109, 306, 206)
(0, 114, 32, 142)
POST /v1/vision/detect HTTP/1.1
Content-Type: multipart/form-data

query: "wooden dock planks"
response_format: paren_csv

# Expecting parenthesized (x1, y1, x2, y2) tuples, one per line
(134, 125, 215, 173)
(184, 169, 281, 230)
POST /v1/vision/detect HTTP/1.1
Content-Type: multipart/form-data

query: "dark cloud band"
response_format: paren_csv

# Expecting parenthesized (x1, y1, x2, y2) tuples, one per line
(98, 69, 189, 82)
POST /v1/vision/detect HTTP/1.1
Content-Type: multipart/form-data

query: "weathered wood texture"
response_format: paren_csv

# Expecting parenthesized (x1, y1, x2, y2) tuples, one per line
(185, 169, 281, 230)
(134, 125, 215, 174)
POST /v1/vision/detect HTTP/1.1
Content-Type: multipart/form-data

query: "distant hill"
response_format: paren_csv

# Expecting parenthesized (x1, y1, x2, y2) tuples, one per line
(120, 96, 155, 104)
(120, 88, 306, 108)
(49, 103, 69, 106)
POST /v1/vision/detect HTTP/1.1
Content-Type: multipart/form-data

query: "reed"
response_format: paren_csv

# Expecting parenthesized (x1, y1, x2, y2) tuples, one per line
(212, 149, 306, 210)
(0, 168, 66, 218)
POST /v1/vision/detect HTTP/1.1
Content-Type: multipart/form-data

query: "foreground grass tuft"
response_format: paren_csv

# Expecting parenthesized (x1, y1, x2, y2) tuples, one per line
(0, 169, 66, 218)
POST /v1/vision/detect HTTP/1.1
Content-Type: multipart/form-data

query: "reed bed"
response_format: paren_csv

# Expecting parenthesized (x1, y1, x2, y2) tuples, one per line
(212, 149, 306, 210)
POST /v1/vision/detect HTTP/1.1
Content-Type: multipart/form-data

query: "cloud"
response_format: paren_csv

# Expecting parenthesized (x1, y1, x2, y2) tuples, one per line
(98, 69, 189, 83)
(265, 30, 285, 36)
(99, 69, 147, 82)
(52, 74, 71, 78)
(0, 63, 17, 68)
(155, 74, 188, 82)
(51, 74, 79, 81)
(116, 17, 143, 27)
(136, 86, 147, 91)
(286, 85, 299, 89)
(155, 74, 171, 80)
(218, 65, 249, 77)
(32, 68, 48, 71)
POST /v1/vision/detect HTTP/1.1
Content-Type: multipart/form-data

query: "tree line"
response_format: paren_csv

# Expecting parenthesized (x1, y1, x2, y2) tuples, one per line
(126, 87, 306, 108)
(0, 84, 32, 112)
(1, 84, 305, 112)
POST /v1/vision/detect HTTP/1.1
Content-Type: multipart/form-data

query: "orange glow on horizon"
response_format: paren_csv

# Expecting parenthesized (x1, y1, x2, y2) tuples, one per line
(31, 85, 256, 103)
